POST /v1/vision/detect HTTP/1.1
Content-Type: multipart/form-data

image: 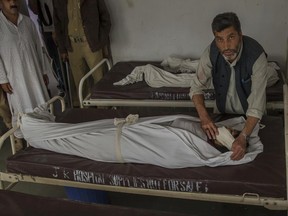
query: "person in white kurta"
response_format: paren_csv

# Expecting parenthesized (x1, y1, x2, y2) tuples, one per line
(0, 0, 50, 138)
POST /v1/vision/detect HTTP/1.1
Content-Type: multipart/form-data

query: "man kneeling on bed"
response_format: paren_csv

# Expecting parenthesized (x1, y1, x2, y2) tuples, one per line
(190, 12, 268, 161)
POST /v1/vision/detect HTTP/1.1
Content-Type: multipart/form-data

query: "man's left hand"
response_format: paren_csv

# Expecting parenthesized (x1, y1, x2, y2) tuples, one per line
(230, 135, 247, 160)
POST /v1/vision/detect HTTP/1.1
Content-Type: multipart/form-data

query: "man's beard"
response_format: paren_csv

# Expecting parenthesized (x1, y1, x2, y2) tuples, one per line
(222, 48, 239, 62)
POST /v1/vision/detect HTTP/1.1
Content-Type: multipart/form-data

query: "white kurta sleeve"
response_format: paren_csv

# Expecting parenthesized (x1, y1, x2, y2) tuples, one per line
(0, 56, 9, 84)
(31, 22, 51, 75)
(189, 46, 213, 99)
(246, 52, 268, 119)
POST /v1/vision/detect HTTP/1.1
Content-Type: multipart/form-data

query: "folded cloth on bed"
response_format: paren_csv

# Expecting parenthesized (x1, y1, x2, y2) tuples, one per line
(113, 64, 196, 88)
(160, 57, 199, 73)
(113, 62, 279, 90)
(19, 108, 263, 168)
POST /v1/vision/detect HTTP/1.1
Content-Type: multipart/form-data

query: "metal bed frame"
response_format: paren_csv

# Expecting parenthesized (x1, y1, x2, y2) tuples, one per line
(0, 84, 287, 211)
(78, 58, 284, 110)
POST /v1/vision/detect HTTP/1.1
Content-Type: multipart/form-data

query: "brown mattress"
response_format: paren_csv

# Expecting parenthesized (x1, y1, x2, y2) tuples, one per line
(91, 61, 215, 100)
(6, 108, 286, 198)
(90, 61, 283, 101)
(0, 190, 191, 216)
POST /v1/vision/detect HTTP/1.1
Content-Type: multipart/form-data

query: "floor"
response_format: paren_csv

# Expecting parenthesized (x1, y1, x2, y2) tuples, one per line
(0, 73, 286, 216)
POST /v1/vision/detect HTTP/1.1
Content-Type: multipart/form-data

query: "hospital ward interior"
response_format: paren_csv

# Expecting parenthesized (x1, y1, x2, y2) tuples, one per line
(1, 0, 288, 216)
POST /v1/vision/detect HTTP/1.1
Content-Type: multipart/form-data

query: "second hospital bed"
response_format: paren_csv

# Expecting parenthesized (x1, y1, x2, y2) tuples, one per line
(0, 84, 288, 211)
(79, 59, 285, 110)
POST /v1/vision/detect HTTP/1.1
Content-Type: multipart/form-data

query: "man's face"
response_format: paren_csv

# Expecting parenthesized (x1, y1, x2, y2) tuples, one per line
(0, 0, 19, 16)
(214, 26, 242, 62)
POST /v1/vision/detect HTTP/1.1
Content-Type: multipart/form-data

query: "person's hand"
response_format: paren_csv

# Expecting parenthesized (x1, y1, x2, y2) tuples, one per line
(43, 74, 49, 86)
(201, 117, 218, 140)
(61, 53, 69, 62)
(1, 83, 13, 94)
(230, 135, 247, 160)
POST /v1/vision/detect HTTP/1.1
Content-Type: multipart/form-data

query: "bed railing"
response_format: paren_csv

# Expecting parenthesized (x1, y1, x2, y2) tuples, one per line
(78, 58, 112, 108)
(0, 96, 65, 155)
(0, 96, 65, 190)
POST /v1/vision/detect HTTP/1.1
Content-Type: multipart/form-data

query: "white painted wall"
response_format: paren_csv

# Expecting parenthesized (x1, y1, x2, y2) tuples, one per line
(106, 0, 288, 74)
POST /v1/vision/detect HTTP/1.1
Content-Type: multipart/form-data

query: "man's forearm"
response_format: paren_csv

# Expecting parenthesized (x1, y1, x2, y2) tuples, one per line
(192, 94, 210, 121)
(230, 115, 259, 161)
(240, 115, 260, 138)
(192, 94, 218, 139)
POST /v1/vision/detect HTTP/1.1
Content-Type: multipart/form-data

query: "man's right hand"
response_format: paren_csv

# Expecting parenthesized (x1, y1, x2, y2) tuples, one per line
(192, 94, 218, 140)
(201, 117, 218, 140)
(1, 83, 13, 94)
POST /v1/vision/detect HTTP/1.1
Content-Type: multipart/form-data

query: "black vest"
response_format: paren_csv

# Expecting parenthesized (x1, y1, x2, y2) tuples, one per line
(209, 36, 265, 113)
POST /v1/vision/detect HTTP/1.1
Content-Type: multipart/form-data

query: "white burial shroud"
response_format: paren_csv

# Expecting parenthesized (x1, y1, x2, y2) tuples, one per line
(19, 111, 263, 168)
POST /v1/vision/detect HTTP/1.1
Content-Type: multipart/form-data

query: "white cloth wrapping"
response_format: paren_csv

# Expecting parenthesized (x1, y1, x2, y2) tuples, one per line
(113, 59, 279, 90)
(160, 57, 199, 73)
(215, 127, 235, 150)
(19, 109, 263, 168)
(113, 64, 195, 88)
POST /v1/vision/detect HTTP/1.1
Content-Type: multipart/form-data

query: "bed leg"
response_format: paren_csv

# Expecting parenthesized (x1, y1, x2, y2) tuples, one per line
(10, 135, 16, 155)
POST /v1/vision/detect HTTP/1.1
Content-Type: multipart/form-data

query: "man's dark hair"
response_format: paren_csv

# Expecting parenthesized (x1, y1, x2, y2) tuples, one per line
(211, 12, 242, 34)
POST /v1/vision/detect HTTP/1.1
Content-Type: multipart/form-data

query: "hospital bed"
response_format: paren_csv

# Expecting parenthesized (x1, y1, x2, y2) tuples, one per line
(79, 59, 285, 110)
(0, 84, 287, 212)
